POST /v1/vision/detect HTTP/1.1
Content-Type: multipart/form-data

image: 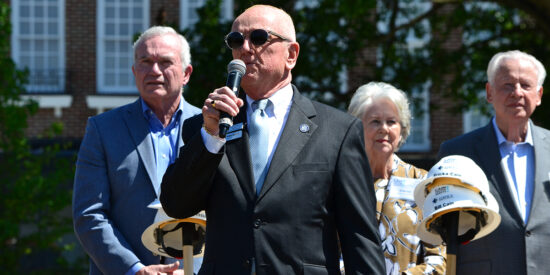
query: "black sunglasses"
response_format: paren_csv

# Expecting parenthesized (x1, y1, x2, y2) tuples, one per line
(224, 29, 290, 50)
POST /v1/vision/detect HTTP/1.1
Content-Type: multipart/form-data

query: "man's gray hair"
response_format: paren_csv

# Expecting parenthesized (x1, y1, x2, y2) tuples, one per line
(487, 50, 546, 88)
(133, 26, 191, 69)
(348, 82, 412, 149)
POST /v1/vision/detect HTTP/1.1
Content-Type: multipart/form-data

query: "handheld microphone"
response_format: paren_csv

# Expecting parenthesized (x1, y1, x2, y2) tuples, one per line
(219, 59, 246, 138)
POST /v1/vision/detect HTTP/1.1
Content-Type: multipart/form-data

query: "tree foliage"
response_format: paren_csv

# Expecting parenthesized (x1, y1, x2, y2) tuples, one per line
(183, 0, 549, 128)
(0, 3, 81, 273)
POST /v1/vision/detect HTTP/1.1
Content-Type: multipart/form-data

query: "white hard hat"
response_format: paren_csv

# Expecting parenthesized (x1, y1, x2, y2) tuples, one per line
(417, 184, 500, 245)
(141, 200, 206, 259)
(414, 155, 501, 245)
(414, 155, 491, 207)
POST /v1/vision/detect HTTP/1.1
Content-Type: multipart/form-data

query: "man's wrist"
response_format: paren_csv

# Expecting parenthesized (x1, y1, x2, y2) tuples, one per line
(203, 123, 221, 138)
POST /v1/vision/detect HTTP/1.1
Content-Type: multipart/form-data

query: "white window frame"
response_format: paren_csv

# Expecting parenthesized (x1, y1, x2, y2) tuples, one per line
(97, 0, 150, 93)
(11, 0, 66, 93)
(399, 88, 431, 152)
(179, 0, 233, 30)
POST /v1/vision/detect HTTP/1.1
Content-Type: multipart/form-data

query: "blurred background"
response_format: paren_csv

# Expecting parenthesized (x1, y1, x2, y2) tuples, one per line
(1, 0, 549, 273)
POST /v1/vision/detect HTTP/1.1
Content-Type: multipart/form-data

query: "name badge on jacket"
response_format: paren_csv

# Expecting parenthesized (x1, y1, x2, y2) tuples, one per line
(387, 176, 421, 201)
(226, 122, 244, 141)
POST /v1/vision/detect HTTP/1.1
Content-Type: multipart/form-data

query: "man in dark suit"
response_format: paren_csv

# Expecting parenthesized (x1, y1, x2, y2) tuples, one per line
(73, 26, 201, 274)
(161, 4, 385, 275)
(438, 50, 550, 275)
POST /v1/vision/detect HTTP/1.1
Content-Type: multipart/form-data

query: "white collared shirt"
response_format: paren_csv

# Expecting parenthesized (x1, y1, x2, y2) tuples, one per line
(492, 118, 535, 223)
(202, 84, 293, 157)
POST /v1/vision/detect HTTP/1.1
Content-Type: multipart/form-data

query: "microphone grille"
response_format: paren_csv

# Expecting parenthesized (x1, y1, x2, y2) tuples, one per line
(227, 59, 246, 74)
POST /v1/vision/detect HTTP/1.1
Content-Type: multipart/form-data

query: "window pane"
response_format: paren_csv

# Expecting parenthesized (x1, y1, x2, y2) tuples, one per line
(34, 5, 44, 18)
(48, 6, 58, 17)
(118, 41, 129, 52)
(48, 40, 57, 52)
(35, 22, 44, 34)
(120, 8, 129, 19)
(35, 56, 45, 69)
(105, 41, 116, 52)
(132, 23, 141, 34)
(105, 73, 116, 85)
(48, 22, 58, 35)
(119, 73, 130, 86)
(106, 8, 115, 18)
(21, 56, 32, 68)
(106, 23, 115, 35)
(20, 6, 31, 17)
(21, 22, 31, 34)
(120, 23, 129, 35)
(133, 7, 142, 19)
(48, 56, 57, 67)
(35, 40, 45, 51)
(120, 56, 130, 68)
(21, 40, 32, 52)
(105, 56, 115, 68)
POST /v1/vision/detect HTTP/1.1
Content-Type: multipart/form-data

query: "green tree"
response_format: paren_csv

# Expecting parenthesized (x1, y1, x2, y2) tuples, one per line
(0, 3, 81, 273)
(184, 0, 549, 128)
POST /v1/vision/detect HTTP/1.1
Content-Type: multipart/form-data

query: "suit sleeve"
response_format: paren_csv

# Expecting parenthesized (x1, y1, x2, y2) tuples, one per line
(335, 119, 386, 274)
(161, 130, 223, 219)
(72, 117, 140, 275)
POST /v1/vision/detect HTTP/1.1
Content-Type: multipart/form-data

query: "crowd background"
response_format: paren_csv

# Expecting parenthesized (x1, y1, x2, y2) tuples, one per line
(1, 0, 549, 273)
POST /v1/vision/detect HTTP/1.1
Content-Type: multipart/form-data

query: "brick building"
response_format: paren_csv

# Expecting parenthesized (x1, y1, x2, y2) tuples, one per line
(10, 0, 487, 168)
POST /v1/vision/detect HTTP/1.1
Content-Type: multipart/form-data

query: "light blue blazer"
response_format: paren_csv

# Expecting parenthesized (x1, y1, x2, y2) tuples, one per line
(73, 97, 201, 274)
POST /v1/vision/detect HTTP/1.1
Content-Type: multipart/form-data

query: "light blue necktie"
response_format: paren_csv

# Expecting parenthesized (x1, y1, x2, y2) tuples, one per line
(249, 99, 271, 195)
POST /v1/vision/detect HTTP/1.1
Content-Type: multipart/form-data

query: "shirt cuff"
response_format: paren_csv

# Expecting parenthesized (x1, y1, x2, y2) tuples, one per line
(201, 127, 225, 153)
(125, 262, 145, 275)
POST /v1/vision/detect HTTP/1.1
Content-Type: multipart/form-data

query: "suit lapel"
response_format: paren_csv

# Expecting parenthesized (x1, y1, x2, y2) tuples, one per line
(527, 122, 550, 226)
(124, 99, 159, 197)
(257, 87, 318, 202)
(225, 104, 256, 202)
(475, 122, 523, 225)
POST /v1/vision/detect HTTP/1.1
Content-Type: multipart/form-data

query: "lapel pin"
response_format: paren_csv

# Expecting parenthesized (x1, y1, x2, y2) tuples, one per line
(299, 124, 310, 133)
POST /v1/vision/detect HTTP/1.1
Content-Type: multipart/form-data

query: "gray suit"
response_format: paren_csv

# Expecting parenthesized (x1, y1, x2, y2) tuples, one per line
(438, 120, 550, 275)
(161, 86, 385, 275)
(73, 98, 200, 274)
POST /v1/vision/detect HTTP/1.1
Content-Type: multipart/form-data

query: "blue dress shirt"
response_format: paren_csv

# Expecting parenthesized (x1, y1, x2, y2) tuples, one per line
(492, 118, 535, 223)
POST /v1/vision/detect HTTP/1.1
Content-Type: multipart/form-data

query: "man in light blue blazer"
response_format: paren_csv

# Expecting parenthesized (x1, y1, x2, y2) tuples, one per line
(438, 50, 550, 275)
(73, 26, 201, 275)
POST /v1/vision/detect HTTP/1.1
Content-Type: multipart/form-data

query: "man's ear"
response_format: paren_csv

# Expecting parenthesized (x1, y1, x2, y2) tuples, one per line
(536, 85, 543, 106)
(182, 64, 193, 86)
(285, 42, 300, 70)
(486, 82, 493, 103)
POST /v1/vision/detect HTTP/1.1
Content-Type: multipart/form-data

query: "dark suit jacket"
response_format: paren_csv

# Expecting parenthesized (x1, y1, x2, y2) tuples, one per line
(438, 120, 550, 275)
(161, 86, 385, 275)
(73, 98, 201, 274)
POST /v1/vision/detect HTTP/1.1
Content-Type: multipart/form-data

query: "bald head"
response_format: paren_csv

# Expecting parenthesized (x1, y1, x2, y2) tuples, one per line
(233, 5, 296, 42)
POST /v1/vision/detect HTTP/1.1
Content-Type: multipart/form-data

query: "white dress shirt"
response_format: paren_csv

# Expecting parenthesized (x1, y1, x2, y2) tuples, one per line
(202, 84, 293, 159)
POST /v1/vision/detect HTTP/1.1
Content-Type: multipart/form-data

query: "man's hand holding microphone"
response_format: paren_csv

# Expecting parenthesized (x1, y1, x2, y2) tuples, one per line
(202, 59, 246, 138)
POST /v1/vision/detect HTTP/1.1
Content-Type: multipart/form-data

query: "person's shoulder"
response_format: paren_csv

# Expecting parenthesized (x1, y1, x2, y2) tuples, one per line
(182, 96, 202, 115)
(291, 86, 359, 130)
(309, 99, 357, 123)
(87, 100, 139, 127)
(532, 122, 550, 136)
(442, 124, 488, 147)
